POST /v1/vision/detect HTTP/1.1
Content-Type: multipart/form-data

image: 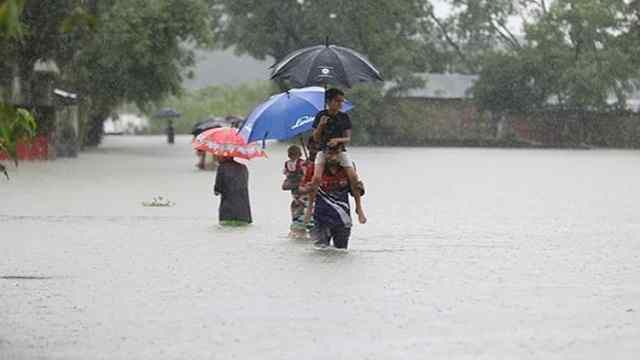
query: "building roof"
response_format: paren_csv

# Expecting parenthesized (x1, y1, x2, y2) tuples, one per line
(388, 73, 640, 112)
(387, 73, 478, 99)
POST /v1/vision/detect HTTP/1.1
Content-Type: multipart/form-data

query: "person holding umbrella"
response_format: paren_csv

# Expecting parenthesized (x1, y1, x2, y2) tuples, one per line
(193, 127, 266, 225)
(192, 118, 226, 170)
(153, 108, 181, 145)
(268, 41, 382, 225)
(214, 156, 252, 225)
(311, 88, 366, 224)
(166, 119, 175, 144)
(240, 40, 382, 228)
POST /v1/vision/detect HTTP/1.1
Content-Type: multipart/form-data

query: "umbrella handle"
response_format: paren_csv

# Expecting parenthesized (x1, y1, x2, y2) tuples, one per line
(300, 136, 308, 160)
(324, 82, 328, 109)
(236, 118, 248, 135)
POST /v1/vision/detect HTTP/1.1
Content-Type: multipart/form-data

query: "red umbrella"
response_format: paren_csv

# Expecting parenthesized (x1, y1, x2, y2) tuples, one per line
(192, 127, 267, 160)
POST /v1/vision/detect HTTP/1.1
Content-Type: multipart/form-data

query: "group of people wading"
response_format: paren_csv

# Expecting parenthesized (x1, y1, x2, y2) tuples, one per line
(213, 88, 366, 250)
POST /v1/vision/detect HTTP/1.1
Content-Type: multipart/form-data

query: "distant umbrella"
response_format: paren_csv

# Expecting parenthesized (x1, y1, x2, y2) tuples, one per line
(153, 108, 181, 119)
(191, 118, 226, 136)
(271, 41, 383, 88)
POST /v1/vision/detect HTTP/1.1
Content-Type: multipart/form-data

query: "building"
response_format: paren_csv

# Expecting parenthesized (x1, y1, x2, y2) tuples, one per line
(387, 73, 640, 147)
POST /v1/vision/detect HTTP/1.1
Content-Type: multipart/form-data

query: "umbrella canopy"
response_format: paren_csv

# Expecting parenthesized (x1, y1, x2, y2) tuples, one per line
(271, 44, 383, 88)
(153, 108, 181, 119)
(239, 86, 353, 143)
(191, 118, 227, 136)
(193, 127, 266, 160)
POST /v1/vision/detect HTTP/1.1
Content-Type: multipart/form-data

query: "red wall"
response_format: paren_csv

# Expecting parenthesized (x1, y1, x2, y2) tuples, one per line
(0, 135, 49, 160)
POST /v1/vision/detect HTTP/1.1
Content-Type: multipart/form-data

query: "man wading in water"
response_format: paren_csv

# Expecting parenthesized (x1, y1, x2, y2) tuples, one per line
(311, 88, 366, 224)
(300, 146, 365, 249)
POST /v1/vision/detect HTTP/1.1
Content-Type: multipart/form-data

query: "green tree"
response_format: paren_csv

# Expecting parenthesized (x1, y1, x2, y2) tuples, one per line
(211, 0, 445, 81)
(1, 0, 214, 147)
(471, 51, 547, 138)
(68, 0, 214, 145)
(0, 0, 25, 37)
(472, 52, 545, 113)
(524, 0, 637, 111)
(463, 0, 638, 112)
(0, 0, 37, 179)
(472, 0, 639, 142)
(0, 103, 36, 179)
(429, 0, 525, 73)
(210, 0, 448, 146)
(617, 0, 640, 78)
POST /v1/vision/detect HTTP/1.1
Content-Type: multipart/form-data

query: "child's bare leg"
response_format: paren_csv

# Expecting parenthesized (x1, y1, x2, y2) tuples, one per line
(344, 167, 367, 224)
(304, 192, 316, 225)
(311, 153, 325, 187)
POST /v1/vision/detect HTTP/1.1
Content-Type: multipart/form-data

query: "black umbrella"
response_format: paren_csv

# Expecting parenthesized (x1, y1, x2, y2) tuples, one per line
(191, 118, 226, 136)
(153, 108, 181, 119)
(270, 42, 383, 88)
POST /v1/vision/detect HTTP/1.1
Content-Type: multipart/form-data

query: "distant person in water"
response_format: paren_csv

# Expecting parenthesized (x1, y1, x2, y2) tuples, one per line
(300, 146, 365, 250)
(166, 120, 175, 144)
(214, 157, 252, 225)
(311, 88, 366, 224)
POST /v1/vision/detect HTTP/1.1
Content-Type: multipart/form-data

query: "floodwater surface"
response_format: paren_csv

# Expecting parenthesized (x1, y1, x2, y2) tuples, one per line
(1, 135, 639, 359)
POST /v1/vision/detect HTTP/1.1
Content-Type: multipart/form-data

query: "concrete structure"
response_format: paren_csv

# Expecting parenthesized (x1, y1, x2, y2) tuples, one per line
(0, 60, 80, 159)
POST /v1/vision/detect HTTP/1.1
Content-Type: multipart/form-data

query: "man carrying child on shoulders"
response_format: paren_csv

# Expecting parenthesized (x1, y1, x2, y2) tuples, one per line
(311, 88, 366, 224)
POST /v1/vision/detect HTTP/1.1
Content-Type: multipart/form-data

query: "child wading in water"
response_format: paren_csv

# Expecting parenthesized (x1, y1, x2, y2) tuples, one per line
(282, 145, 308, 237)
(311, 88, 366, 224)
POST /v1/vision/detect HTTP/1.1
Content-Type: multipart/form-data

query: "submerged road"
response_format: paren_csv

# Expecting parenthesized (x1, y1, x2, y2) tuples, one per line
(1, 135, 639, 359)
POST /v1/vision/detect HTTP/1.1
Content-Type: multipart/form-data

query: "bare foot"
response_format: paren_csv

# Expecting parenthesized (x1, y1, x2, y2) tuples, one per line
(356, 208, 367, 224)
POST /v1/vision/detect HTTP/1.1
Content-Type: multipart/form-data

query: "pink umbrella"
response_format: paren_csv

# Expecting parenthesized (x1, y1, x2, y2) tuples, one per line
(192, 127, 267, 160)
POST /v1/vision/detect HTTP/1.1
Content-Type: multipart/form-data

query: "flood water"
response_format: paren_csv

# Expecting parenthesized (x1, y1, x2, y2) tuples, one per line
(1, 135, 639, 359)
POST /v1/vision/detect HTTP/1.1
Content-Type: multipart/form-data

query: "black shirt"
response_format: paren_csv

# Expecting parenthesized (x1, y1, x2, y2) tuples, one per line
(312, 110, 352, 151)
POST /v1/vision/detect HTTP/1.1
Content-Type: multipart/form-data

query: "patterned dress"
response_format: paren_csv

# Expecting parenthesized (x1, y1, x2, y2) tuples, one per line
(282, 159, 305, 232)
(288, 160, 314, 234)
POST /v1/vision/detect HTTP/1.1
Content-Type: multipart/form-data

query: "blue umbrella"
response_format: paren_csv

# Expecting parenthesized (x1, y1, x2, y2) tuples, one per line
(239, 86, 353, 143)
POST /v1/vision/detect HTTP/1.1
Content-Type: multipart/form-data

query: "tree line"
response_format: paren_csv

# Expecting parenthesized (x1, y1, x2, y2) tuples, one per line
(2, 0, 640, 151)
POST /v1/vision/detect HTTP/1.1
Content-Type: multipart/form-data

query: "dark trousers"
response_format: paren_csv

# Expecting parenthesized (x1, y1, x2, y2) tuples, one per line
(312, 224, 351, 249)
